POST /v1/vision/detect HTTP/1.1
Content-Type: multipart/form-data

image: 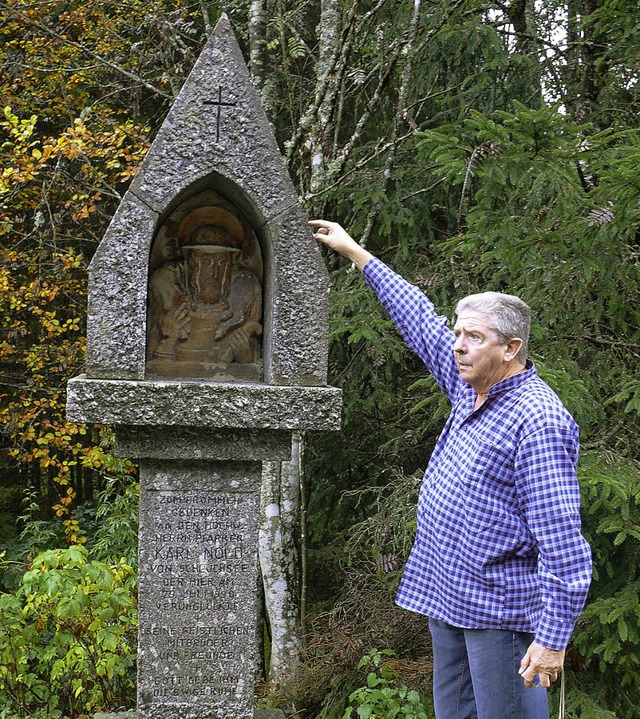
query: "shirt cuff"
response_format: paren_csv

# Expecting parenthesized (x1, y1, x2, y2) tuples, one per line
(534, 614, 576, 651)
(362, 256, 389, 286)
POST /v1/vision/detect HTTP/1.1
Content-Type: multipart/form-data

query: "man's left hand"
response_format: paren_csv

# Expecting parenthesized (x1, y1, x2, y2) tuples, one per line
(519, 641, 565, 688)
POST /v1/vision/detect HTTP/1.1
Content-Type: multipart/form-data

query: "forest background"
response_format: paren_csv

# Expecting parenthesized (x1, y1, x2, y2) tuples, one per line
(1, 0, 639, 717)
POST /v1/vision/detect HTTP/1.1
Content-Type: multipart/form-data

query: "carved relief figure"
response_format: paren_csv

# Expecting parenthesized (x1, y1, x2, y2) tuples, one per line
(146, 191, 263, 380)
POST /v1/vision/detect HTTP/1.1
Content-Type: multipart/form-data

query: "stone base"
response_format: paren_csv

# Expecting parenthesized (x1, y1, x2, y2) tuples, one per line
(94, 710, 286, 719)
(146, 359, 262, 383)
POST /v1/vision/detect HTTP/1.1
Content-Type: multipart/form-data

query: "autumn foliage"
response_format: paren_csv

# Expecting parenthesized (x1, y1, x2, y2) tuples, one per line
(0, 0, 209, 545)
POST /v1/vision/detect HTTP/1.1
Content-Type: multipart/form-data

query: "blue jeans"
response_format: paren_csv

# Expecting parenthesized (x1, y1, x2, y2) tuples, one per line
(429, 618, 549, 719)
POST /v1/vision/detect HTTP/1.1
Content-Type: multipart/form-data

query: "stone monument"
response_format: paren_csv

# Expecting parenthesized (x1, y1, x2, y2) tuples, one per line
(67, 15, 341, 719)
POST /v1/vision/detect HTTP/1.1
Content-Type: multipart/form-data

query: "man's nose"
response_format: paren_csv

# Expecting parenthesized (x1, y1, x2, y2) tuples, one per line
(453, 336, 465, 354)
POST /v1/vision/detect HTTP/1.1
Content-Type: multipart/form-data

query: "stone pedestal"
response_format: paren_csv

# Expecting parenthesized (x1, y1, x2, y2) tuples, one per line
(67, 379, 341, 719)
(67, 14, 341, 719)
(137, 461, 261, 719)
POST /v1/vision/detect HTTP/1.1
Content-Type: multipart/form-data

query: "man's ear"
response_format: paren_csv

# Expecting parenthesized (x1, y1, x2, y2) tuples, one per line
(504, 338, 523, 362)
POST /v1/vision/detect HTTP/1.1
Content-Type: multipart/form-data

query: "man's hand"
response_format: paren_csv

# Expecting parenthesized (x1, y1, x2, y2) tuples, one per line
(308, 220, 373, 270)
(519, 641, 564, 688)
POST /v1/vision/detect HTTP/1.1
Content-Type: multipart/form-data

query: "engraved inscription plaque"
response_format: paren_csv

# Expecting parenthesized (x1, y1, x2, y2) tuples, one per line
(138, 460, 261, 719)
(146, 189, 263, 381)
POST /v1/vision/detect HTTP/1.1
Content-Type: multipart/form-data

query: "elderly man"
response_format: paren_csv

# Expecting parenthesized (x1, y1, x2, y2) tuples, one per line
(309, 220, 592, 719)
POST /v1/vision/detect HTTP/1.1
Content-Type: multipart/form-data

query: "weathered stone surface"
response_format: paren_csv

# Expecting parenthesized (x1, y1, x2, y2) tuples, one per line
(84, 14, 330, 384)
(86, 194, 158, 379)
(67, 376, 342, 430)
(138, 460, 261, 719)
(263, 200, 331, 386)
(115, 426, 292, 461)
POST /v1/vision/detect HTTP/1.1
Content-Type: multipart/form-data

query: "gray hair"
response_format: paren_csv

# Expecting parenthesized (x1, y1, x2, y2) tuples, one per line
(455, 291, 531, 363)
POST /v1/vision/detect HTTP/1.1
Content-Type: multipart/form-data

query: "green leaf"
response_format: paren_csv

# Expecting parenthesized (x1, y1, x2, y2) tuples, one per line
(356, 705, 373, 718)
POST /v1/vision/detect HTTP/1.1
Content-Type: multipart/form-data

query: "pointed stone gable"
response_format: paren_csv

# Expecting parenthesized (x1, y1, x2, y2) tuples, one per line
(86, 14, 330, 386)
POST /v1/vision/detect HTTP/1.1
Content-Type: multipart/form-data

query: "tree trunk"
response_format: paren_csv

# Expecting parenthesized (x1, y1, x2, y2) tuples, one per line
(309, 0, 343, 195)
(258, 433, 304, 686)
(360, 0, 423, 246)
(580, 0, 608, 126)
(248, 0, 272, 112)
(564, 0, 581, 117)
(504, 0, 542, 103)
(563, 0, 608, 125)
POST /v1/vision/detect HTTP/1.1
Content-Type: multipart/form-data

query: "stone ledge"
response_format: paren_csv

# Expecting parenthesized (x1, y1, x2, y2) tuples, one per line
(67, 376, 342, 431)
(114, 426, 294, 461)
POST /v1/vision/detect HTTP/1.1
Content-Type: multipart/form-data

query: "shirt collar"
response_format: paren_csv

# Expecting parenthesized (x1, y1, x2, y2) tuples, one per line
(460, 360, 537, 404)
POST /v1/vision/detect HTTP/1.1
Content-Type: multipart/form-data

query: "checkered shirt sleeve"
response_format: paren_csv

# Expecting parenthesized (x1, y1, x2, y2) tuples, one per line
(363, 258, 461, 402)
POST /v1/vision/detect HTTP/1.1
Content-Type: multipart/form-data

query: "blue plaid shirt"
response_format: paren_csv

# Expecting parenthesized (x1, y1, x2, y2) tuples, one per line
(363, 258, 592, 651)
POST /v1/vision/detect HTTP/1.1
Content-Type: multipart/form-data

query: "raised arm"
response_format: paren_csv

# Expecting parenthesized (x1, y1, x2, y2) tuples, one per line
(309, 219, 461, 401)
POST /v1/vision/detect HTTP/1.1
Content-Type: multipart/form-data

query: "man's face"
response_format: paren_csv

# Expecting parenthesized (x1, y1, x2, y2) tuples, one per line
(452, 309, 510, 393)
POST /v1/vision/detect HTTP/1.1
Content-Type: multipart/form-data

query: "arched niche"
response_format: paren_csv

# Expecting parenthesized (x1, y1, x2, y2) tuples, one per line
(146, 189, 264, 382)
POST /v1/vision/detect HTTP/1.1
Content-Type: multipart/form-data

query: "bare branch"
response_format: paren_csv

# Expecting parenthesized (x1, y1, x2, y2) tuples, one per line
(2, 2, 172, 100)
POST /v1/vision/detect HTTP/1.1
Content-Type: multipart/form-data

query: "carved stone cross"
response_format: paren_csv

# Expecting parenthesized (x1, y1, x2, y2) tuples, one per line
(204, 86, 237, 142)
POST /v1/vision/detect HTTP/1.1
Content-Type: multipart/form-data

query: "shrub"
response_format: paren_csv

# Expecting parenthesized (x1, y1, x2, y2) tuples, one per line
(341, 649, 432, 719)
(0, 545, 137, 718)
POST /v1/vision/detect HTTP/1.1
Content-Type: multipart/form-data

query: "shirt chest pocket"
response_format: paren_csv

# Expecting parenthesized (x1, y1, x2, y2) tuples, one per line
(461, 437, 517, 489)
(455, 436, 519, 539)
